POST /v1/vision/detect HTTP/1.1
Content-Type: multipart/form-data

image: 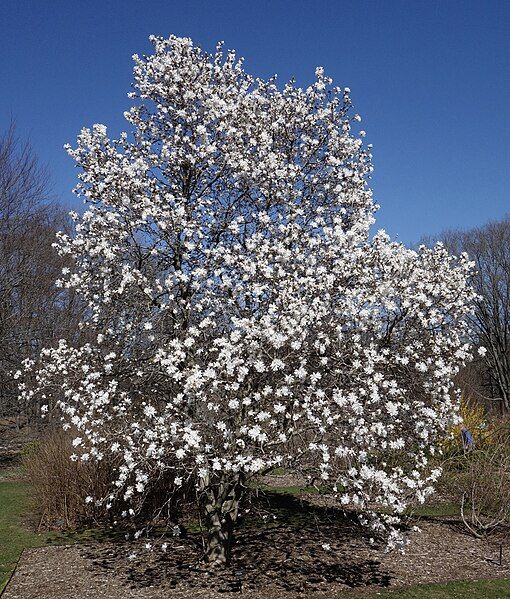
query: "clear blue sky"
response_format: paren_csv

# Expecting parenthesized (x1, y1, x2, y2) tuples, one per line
(1, 0, 509, 244)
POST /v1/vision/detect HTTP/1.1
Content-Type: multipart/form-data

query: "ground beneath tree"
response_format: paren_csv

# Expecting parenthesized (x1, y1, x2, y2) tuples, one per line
(5, 495, 510, 599)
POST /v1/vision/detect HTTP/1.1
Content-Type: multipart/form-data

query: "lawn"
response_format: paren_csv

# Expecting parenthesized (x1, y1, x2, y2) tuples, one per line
(0, 477, 47, 592)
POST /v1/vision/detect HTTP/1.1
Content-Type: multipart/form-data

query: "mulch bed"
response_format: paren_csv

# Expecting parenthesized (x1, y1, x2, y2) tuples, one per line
(4, 503, 510, 599)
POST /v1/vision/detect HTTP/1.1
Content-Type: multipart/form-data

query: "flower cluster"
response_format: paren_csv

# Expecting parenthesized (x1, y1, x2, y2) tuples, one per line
(20, 35, 476, 551)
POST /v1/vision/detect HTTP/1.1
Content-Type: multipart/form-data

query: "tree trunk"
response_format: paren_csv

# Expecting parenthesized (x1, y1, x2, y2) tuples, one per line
(203, 474, 244, 566)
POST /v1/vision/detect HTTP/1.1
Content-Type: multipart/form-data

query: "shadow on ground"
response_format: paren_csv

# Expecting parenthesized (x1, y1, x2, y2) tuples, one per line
(82, 491, 395, 594)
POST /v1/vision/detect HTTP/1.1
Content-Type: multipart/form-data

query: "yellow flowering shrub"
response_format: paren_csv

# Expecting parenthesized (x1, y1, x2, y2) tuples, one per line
(442, 394, 490, 452)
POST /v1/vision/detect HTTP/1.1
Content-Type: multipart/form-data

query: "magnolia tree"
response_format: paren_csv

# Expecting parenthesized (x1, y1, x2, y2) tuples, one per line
(21, 36, 477, 565)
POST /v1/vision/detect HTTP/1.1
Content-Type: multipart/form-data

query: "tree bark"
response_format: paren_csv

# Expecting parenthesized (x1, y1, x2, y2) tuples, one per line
(202, 474, 244, 566)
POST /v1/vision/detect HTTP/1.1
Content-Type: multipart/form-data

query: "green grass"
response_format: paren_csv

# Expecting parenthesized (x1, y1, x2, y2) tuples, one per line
(0, 478, 48, 592)
(268, 466, 287, 476)
(408, 502, 460, 518)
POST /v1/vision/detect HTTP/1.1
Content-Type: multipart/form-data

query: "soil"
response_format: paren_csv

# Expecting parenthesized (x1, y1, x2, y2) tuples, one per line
(4, 501, 510, 599)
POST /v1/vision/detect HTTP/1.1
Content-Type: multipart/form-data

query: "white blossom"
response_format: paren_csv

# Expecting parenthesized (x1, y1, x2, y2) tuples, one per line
(20, 34, 477, 554)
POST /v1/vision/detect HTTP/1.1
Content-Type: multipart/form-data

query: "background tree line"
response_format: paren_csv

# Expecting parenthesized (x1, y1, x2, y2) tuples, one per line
(425, 217, 510, 414)
(0, 124, 80, 427)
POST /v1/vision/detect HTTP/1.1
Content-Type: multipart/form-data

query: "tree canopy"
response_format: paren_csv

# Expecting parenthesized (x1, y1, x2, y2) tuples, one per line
(21, 36, 476, 564)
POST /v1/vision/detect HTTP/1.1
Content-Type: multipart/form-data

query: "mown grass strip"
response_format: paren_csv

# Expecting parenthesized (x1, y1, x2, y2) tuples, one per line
(0, 479, 47, 592)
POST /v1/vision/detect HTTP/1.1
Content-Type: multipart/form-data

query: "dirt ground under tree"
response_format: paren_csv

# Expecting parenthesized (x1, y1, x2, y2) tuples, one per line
(4, 491, 510, 599)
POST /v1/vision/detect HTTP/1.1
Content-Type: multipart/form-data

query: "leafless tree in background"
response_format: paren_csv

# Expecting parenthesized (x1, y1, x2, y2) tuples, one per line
(0, 123, 79, 426)
(429, 217, 510, 412)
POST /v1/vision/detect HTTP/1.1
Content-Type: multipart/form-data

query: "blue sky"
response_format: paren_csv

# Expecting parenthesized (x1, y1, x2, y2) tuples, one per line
(1, 0, 509, 244)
